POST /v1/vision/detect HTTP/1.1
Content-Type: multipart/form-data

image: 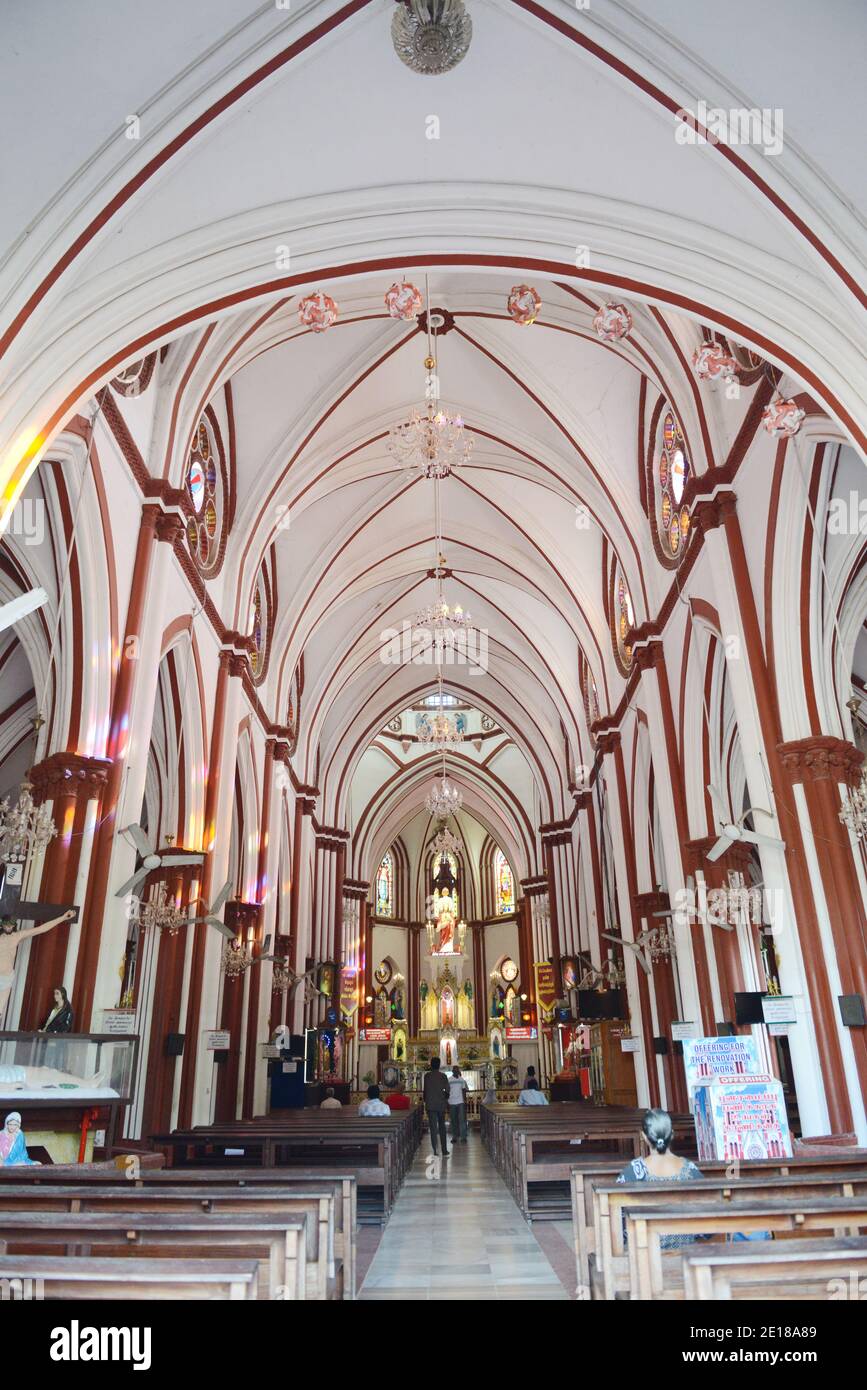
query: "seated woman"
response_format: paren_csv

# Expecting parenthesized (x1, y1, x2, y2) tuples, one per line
(617, 1109, 702, 1250)
(0, 1111, 40, 1166)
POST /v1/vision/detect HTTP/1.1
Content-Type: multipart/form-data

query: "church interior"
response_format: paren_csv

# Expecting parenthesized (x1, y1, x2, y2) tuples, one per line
(1, 0, 866, 1321)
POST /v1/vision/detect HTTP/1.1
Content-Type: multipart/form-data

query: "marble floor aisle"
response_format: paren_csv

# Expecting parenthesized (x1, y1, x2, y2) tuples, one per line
(359, 1132, 572, 1300)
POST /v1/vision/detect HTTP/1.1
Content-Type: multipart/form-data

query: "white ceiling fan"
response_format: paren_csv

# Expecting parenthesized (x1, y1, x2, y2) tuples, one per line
(600, 927, 651, 975)
(0, 587, 49, 635)
(186, 879, 235, 939)
(651, 874, 735, 932)
(115, 824, 205, 898)
(705, 784, 785, 863)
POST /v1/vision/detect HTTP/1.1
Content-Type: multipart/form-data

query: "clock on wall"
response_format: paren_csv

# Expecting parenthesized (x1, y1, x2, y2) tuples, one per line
(374, 960, 392, 986)
(501, 957, 518, 983)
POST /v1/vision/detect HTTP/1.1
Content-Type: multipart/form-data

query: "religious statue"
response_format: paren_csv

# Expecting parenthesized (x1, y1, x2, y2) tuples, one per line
(0, 1111, 40, 1166)
(0, 910, 76, 1018)
(41, 986, 74, 1033)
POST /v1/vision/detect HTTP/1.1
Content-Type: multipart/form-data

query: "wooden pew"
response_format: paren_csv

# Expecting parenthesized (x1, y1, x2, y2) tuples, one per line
(152, 1108, 421, 1220)
(592, 1168, 867, 1300)
(625, 1195, 867, 1300)
(482, 1103, 694, 1218)
(0, 1253, 259, 1300)
(0, 1166, 357, 1298)
(569, 1151, 867, 1294)
(681, 1235, 867, 1300)
(0, 1180, 340, 1300)
(0, 1209, 307, 1300)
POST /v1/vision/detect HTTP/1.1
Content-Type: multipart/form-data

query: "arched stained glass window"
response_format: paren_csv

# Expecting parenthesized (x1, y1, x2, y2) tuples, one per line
(494, 848, 515, 915)
(376, 852, 394, 918)
(615, 570, 635, 672)
(185, 414, 226, 575)
(656, 408, 691, 561)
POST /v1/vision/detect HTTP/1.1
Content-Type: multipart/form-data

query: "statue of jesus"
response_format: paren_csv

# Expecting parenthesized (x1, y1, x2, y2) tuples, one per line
(0, 910, 76, 1019)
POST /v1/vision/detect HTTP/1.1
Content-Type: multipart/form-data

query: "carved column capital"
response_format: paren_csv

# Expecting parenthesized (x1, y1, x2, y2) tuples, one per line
(29, 752, 112, 805)
(778, 735, 864, 787)
(633, 889, 670, 916)
(692, 490, 737, 535)
(154, 511, 186, 545)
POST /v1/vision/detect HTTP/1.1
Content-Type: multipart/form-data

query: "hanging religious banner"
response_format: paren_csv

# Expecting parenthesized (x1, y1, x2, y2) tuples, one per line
(534, 960, 557, 1019)
(339, 965, 359, 1018)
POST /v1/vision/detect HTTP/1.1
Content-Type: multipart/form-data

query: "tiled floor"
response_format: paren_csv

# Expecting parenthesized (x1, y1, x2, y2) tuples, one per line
(359, 1132, 571, 1300)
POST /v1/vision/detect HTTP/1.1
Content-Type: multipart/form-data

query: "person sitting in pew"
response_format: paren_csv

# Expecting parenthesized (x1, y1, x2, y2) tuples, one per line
(320, 1087, 342, 1109)
(518, 1078, 549, 1106)
(358, 1084, 391, 1117)
(617, 1109, 703, 1251)
(386, 1080, 411, 1112)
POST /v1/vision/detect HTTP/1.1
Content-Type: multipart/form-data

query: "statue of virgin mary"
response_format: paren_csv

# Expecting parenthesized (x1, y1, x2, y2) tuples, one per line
(0, 1112, 40, 1166)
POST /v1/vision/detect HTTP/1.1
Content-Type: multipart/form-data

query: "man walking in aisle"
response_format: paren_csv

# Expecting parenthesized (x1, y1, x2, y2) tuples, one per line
(423, 1056, 450, 1158)
(448, 1065, 469, 1143)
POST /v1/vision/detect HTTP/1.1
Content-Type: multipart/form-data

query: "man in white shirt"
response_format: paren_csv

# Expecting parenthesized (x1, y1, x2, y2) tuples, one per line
(320, 1086, 342, 1109)
(358, 1083, 391, 1116)
(447, 1065, 469, 1142)
(518, 1079, 549, 1105)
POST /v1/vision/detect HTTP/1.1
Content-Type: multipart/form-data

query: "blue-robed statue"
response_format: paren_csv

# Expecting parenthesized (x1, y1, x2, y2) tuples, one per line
(0, 1111, 40, 1166)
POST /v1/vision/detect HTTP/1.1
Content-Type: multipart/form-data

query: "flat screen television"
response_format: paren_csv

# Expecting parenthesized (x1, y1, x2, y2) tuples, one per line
(734, 992, 766, 1025)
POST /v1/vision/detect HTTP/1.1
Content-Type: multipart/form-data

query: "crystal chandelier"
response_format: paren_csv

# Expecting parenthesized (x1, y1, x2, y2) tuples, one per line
(391, 0, 473, 76)
(271, 958, 293, 992)
(388, 280, 472, 478)
(839, 769, 867, 842)
(426, 768, 463, 820)
(222, 938, 253, 979)
(431, 825, 463, 856)
(388, 392, 471, 478)
(139, 885, 187, 936)
(644, 923, 675, 964)
(0, 779, 57, 863)
(418, 693, 464, 750)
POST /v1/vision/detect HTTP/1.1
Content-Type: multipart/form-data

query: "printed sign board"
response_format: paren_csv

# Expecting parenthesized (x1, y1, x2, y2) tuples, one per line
(693, 1074, 793, 1161)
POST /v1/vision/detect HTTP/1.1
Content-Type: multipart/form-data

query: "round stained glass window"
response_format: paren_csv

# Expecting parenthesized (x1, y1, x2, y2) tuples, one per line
(198, 423, 210, 459)
(205, 500, 217, 537)
(188, 460, 205, 512)
(657, 410, 690, 561)
(199, 527, 209, 564)
(187, 517, 198, 553)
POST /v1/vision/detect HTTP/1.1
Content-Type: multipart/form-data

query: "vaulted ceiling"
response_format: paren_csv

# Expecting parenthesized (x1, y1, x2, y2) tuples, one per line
(2, 0, 865, 879)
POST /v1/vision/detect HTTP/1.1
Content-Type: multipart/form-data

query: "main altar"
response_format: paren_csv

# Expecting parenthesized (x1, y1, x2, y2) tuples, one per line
(379, 843, 521, 1093)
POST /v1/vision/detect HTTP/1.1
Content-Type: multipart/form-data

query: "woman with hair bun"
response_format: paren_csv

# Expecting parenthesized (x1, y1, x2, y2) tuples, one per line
(616, 1109, 703, 1250)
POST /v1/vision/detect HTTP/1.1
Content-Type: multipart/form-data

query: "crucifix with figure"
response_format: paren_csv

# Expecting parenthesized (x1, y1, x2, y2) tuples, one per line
(0, 862, 78, 1020)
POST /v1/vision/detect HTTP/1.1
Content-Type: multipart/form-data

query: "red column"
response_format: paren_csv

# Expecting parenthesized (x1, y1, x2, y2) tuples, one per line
(20, 755, 110, 1027)
(778, 736, 867, 1104)
(73, 507, 163, 1024)
(695, 494, 852, 1131)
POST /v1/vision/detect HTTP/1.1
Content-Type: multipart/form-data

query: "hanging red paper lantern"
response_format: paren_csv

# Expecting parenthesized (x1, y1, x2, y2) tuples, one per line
(762, 396, 806, 439)
(692, 342, 738, 383)
(507, 284, 541, 325)
(592, 302, 633, 341)
(384, 280, 423, 320)
(298, 290, 339, 333)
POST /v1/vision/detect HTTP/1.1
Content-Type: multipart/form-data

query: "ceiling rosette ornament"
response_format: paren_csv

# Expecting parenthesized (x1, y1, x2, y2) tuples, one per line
(761, 396, 806, 438)
(507, 284, 541, 325)
(592, 302, 633, 341)
(692, 342, 739, 383)
(385, 280, 424, 319)
(391, 0, 473, 76)
(298, 291, 339, 333)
